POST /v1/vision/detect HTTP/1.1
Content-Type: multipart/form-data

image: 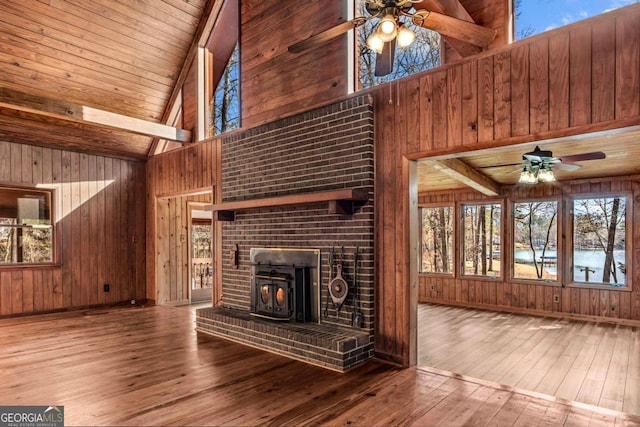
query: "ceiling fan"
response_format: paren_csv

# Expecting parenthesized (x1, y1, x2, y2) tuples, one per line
(287, 0, 497, 77)
(492, 146, 607, 184)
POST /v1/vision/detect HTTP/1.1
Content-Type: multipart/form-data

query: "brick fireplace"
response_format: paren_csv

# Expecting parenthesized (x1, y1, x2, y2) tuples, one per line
(196, 95, 375, 371)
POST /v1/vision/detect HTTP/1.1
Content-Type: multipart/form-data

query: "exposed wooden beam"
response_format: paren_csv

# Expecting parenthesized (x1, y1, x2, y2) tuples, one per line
(416, 0, 484, 57)
(427, 158, 500, 196)
(0, 88, 191, 143)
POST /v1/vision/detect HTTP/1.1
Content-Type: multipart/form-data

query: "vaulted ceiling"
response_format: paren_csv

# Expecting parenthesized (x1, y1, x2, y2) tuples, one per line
(0, 0, 219, 159)
(0, 0, 510, 160)
(2, 0, 636, 176)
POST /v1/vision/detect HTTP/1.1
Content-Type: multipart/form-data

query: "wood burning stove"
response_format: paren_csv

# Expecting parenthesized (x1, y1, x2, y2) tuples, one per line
(252, 266, 311, 321)
(250, 248, 320, 323)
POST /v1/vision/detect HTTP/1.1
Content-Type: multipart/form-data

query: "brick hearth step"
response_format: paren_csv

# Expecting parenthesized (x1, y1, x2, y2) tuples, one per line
(196, 306, 373, 372)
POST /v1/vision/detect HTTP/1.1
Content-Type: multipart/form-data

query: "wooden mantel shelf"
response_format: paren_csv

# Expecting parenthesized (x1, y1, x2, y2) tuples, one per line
(207, 188, 369, 221)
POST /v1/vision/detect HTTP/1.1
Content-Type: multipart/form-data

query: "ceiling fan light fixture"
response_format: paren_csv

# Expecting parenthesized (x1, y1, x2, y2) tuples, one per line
(396, 24, 416, 48)
(537, 165, 556, 183)
(377, 14, 398, 42)
(365, 32, 385, 54)
(518, 166, 537, 184)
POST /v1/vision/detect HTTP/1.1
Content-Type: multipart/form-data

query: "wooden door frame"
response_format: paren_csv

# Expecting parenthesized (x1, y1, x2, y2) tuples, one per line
(407, 158, 419, 366)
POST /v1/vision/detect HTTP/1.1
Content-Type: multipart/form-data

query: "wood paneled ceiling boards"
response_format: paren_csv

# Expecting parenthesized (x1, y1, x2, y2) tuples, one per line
(0, 0, 217, 159)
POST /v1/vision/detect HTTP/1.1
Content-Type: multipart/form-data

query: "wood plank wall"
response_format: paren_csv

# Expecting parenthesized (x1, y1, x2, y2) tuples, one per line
(372, 6, 640, 366)
(0, 140, 145, 316)
(239, 0, 349, 129)
(146, 140, 219, 304)
(418, 176, 640, 322)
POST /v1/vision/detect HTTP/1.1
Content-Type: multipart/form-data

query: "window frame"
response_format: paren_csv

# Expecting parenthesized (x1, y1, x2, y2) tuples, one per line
(418, 202, 456, 277)
(0, 183, 58, 269)
(566, 192, 632, 291)
(207, 43, 241, 137)
(459, 199, 504, 281)
(509, 197, 562, 286)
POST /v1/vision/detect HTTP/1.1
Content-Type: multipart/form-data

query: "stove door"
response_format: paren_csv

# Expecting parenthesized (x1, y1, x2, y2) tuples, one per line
(255, 283, 273, 314)
(254, 281, 292, 320)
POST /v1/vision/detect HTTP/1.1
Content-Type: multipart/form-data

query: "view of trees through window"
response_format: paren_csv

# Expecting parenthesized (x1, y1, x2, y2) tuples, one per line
(0, 188, 53, 264)
(513, 201, 558, 281)
(211, 44, 240, 136)
(419, 195, 630, 288)
(191, 222, 213, 290)
(355, 1, 441, 89)
(420, 206, 453, 274)
(573, 196, 626, 285)
(462, 203, 501, 276)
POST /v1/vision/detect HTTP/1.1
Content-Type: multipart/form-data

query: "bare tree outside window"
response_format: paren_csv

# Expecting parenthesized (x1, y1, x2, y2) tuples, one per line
(513, 201, 557, 280)
(355, 1, 441, 89)
(211, 44, 240, 136)
(573, 197, 626, 285)
(420, 206, 453, 273)
(514, 0, 535, 40)
(462, 203, 501, 276)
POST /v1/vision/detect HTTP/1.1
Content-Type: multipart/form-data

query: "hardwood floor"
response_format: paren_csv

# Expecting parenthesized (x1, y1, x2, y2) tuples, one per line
(418, 303, 640, 417)
(1, 304, 638, 426)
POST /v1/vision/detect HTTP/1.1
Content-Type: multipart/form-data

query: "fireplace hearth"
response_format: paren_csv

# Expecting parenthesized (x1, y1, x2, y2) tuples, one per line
(196, 245, 374, 371)
(250, 248, 320, 323)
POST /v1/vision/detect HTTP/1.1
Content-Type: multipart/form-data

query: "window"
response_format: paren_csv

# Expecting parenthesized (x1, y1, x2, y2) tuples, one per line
(355, 0, 441, 89)
(513, 200, 558, 281)
(211, 44, 240, 136)
(461, 203, 501, 277)
(420, 206, 454, 274)
(0, 186, 53, 265)
(514, 0, 636, 41)
(572, 196, 627, 286)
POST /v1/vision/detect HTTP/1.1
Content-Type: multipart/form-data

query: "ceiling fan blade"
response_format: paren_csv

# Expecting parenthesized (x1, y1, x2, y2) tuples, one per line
(374, 39, 396, 77)
(478, 162, 521, 169)
(559, 151, 606, 162)
(288, 19, 363, 54)
(554, 162, 581, 171)
(412, 10, 496, 47)
(507, 166, 525, 175)
(523, 154, 544, 163)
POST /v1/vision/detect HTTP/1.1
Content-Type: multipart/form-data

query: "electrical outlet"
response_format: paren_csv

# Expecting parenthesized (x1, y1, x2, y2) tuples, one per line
(430, 285, 435, 291)
(103, 283, 110, 292)
(553, 295, 560, 303)
(130, 299, 136, 305)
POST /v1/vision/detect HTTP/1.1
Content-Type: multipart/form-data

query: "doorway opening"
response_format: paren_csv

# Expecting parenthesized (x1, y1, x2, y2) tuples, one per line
(412, 131, 640, 415)
(190, 206, 212, 303)
(155, 192, 213, 306)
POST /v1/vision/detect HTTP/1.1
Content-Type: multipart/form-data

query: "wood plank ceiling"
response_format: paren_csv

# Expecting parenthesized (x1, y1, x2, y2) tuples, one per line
(0, 0, 210, 159)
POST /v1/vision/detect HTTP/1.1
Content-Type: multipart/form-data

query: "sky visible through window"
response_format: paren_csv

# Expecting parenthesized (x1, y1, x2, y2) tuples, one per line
(516, 0, 638, 39)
